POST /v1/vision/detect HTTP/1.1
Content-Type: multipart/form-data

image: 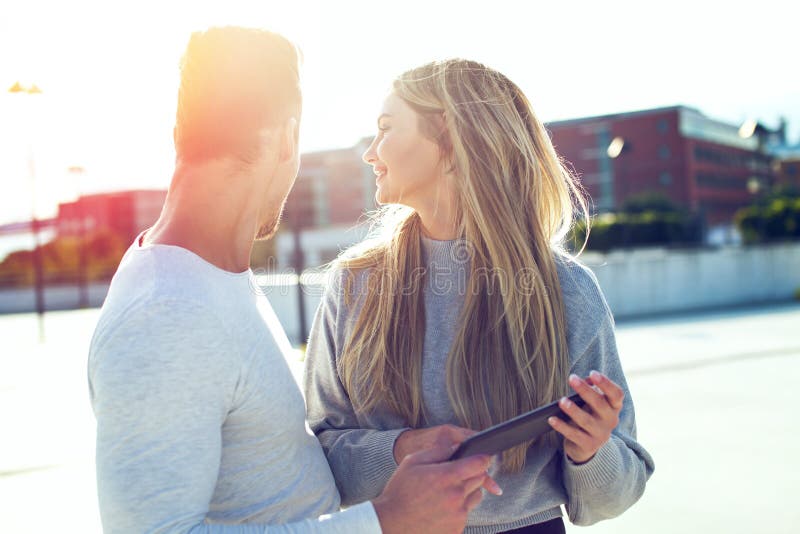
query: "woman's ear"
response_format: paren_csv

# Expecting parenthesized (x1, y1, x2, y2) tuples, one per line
(439, 143, 456, 176)
(435, 112, 454, 172)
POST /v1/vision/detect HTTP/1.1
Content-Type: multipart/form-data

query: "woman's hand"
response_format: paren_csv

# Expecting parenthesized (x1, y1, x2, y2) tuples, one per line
(547, 371, 625, 465)
(394, 424, 503, 496)
(394, 424, 474, 464)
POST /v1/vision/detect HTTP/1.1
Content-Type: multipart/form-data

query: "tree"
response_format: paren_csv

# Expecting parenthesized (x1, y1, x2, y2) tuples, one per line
(0, 229, 128, 288)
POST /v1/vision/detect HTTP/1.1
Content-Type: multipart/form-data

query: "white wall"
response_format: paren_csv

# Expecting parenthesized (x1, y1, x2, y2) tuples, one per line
(583, 242, 800, 318)
(274, 224, 370, 268)
(264, 242, 800, 344)
(0, 282, 109, 314)
(2, 243, 799, 345)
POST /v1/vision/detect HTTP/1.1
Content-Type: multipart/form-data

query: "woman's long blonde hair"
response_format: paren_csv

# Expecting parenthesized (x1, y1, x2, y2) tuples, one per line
(335, 59, 589, 472)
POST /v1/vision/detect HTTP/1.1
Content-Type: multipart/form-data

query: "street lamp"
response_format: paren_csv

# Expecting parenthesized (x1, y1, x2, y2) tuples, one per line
(68, 165, 89, 308)
(740, 119, 772, 242)
(738, 119, 758, 140)
(746, 177, 761, 195)
(8, 81, 46, 341)
(739, 118, 773, 172)
(607, 136, 626, 159)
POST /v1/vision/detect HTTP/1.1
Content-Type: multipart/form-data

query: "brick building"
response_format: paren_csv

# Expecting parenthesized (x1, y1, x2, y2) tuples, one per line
(547, 106, 784, 242)
(279, 138, 376, 267)
(278, 107, 796, 264)
(284, 139, 376, 230)
(56, 190, 166, 242)
(773, 145, 800, 190)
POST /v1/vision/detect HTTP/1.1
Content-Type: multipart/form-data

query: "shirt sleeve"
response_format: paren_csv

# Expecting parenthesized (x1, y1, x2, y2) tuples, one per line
(558, 268, 655, 526)
(303, 271, 409, 506)
(187, 502, 380, 533)
(89, 298, 382, 534)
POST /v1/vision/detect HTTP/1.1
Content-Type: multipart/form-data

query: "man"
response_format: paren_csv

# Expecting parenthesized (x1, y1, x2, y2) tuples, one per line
(88, 27, 496, 533)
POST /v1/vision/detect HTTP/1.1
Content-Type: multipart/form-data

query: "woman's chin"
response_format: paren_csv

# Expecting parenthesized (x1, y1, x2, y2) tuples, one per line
(375, 188, 394, 205)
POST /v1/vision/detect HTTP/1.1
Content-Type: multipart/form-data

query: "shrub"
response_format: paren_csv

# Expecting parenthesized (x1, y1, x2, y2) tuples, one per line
(0, 229, 128, 288)
(734, 197, 800, 244)
(570, 210, 701, 252)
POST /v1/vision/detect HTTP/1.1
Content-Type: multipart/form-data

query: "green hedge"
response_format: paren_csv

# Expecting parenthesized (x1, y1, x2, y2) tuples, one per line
(571, 211, 702, 252)
(734, 197, 800, 244)
(0, 229, 128, 288)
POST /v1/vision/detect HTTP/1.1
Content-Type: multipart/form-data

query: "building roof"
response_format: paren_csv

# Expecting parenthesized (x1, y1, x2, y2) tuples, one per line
(770, 144, 800, 160)
(545, 105, 698, 128)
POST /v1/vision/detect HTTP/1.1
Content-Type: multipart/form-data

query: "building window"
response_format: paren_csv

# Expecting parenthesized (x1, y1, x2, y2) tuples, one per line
(659, 172, 673, 185)
(659, 145, 671, 160)
(657, 119, 668, 133)
(696, 173, 745, 190)
(694, 146, 704, 161)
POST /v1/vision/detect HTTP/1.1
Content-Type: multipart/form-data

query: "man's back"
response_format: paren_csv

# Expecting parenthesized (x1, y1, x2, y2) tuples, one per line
(88, 237, 358, 532)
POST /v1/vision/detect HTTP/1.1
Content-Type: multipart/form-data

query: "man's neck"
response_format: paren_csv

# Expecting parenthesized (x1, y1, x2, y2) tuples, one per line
(143, 161, 263, 273)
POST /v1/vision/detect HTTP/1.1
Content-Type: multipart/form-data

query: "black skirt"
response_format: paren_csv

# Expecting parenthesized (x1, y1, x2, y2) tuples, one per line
(499, 517, 566, 534)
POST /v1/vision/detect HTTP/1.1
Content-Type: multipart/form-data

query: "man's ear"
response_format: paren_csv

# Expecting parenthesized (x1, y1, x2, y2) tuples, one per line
(279, 117, 299, 164)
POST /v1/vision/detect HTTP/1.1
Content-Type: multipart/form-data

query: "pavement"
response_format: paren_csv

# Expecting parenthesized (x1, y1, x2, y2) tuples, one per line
(1, 302, 799, 533)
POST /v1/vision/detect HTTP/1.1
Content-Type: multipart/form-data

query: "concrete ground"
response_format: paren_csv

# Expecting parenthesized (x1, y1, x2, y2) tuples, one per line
(1, 302, 798, 533)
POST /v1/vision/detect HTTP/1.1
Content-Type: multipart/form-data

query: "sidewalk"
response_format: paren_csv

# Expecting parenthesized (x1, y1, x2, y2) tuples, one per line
(1, 303, 798, 533)
(566, 303, 800, 533)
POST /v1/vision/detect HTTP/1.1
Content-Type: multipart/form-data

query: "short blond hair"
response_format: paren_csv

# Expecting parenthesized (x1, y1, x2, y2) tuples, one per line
(174, 26, 301, 164)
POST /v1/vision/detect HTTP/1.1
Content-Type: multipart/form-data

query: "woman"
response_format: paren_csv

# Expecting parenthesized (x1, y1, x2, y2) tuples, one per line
(303, 59, 654, 533)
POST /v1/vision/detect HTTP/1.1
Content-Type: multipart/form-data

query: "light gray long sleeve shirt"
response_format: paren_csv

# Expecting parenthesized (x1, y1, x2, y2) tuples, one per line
(88, 238, 380, 533)
(304, 236, 654, 533)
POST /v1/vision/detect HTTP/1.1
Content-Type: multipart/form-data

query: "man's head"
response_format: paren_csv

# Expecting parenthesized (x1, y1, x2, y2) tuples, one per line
(174, 26, 302, 240)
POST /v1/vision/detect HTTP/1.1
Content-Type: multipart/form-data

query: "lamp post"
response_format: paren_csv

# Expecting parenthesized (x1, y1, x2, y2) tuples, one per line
(289, 221, 307, 346)
(607, 136, 627, 245)
(68, 165, 89, 308)
(739, 119, 781, 243)
(607, 136, 626, 204)
(9, 81, 46, 341)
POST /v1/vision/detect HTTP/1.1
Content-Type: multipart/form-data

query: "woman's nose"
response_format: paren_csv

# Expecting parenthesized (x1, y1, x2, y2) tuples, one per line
(362, 137, 378, 164)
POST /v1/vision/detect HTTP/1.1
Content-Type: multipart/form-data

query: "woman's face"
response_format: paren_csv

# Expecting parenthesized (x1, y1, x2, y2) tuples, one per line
(362, 92, 444, 208)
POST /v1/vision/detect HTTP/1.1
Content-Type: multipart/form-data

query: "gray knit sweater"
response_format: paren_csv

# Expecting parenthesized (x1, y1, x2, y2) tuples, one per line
(303, 236, 654, 532)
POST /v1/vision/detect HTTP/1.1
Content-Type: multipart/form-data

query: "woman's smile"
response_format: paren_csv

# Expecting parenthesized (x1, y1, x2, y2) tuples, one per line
(373, 165, 387, 184)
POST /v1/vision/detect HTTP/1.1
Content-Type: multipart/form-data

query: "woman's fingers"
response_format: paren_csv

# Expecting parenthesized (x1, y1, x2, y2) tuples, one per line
(587, 371, 625, 411)
(569, 374, 613, 420)
(444, 424, 477, 443)
(558, 394, 599, 434)
(547, 416, 591, 449)
(549, 372, 627, 463)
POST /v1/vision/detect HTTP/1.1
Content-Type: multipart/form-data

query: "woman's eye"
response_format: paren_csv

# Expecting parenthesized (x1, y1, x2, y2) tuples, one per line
(378, 125, 390, 132)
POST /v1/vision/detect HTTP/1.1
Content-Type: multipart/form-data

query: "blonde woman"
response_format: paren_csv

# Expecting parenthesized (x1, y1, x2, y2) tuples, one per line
(303, 59, 654, 533)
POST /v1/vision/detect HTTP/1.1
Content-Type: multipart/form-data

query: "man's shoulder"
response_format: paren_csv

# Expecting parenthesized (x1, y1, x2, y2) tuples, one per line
(89, 247, 240, 375)
(97, 246, 224, 334)
(88, 293, 242, 405)
(91, 294, 230, 359)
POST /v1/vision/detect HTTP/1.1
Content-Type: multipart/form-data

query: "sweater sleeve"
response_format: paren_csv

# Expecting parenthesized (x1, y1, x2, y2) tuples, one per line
(89, 298, 382, 534)
(303, 270, 409, 506)
(557, 263, 655, 526)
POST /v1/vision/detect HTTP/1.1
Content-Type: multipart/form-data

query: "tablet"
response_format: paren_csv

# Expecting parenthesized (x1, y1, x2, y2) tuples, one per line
(449, 392, 586, 461)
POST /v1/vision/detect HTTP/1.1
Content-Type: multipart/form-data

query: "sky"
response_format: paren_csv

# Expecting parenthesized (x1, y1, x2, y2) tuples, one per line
(0, 0, 798, 225)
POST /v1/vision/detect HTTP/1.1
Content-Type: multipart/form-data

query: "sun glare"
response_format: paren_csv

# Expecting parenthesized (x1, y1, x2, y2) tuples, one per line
(0, 0, 797, 226)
